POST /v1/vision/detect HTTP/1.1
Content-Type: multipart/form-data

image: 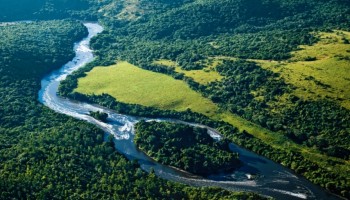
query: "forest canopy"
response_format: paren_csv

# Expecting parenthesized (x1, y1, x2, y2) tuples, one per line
(135, 121, 240, 175)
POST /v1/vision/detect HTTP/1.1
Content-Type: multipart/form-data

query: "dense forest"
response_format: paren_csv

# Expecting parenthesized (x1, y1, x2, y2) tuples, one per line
(0, 20, 263, 199)
(88, 0, 350, 66)
(0, 0, 95, 21)
(1, 0, 350, 199)
(135, 121, 240, 175)
(0, 21, 88, 78)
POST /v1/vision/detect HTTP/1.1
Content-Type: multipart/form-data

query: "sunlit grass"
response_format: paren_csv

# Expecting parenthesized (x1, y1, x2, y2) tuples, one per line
(75, 61, 219, 117)
(255, 30, 350, 109)
(154, 59, 223, 85)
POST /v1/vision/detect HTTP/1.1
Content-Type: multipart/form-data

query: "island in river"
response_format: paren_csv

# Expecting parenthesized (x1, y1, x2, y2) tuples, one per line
(134, 120, 241, 175)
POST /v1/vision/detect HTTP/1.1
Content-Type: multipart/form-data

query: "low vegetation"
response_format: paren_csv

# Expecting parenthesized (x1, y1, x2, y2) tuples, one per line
(154, 59, 223, 85)
(256, 30, 350, 109)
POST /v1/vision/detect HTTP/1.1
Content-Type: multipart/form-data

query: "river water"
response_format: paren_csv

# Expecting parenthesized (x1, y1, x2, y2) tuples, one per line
(38, 23, 339, 200)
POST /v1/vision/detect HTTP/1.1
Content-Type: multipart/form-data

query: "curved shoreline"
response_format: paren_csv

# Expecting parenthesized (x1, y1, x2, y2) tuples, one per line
(38, 22, 340, 200)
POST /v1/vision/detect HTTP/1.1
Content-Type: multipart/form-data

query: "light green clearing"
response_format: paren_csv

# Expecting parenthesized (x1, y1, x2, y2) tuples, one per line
(154, 59, 223, 85)
(75, 61, 219, 117)
(255, 30, 350, 109)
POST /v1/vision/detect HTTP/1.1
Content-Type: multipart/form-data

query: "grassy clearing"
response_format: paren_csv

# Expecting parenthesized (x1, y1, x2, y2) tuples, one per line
(255, 30, 350, 109)
(117, 0, 142, 21)
(75, 61, 219, 117)
(154, 59, 223, 85)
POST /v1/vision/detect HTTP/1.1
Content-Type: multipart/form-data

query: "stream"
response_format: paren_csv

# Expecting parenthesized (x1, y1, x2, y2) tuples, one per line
(38, 22, 339, 200)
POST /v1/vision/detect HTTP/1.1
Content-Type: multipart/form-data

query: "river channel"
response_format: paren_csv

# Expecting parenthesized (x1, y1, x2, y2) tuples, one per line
(38, 23, 339, 200)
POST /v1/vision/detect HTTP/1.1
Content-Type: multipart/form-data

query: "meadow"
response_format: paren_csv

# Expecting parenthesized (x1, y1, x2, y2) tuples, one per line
(75, 61, 219, 117)
(255, 30, 350, 109)
(154, 59, 223, 85)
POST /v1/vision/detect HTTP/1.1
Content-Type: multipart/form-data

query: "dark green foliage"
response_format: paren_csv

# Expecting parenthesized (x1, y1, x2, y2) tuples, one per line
(282, 100, 350, 159)
(0, 0, 96, 21)
(135, 121, 240, 175)
(212, 31, 318, 60)
(223, 128, 350, 198)
(88, 0, 349, 68)
(203, 60, 289, 125)
(121, 0, 348, 40)
(0, 20, 88, 79)
(0, 21, 87, 129)
(89, 111, 109, 122)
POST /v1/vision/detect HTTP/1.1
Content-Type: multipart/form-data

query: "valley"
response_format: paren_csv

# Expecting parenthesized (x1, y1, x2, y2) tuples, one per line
(0, 0, 349, 199)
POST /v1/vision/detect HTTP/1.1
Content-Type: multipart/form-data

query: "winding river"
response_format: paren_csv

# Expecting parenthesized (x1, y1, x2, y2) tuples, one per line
(38, 23, 339, 200)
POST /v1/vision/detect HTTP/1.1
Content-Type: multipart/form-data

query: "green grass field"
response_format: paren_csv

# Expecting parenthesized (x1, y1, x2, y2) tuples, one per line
(154, 59, 223, 85)
(75, 61, 219, 116)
